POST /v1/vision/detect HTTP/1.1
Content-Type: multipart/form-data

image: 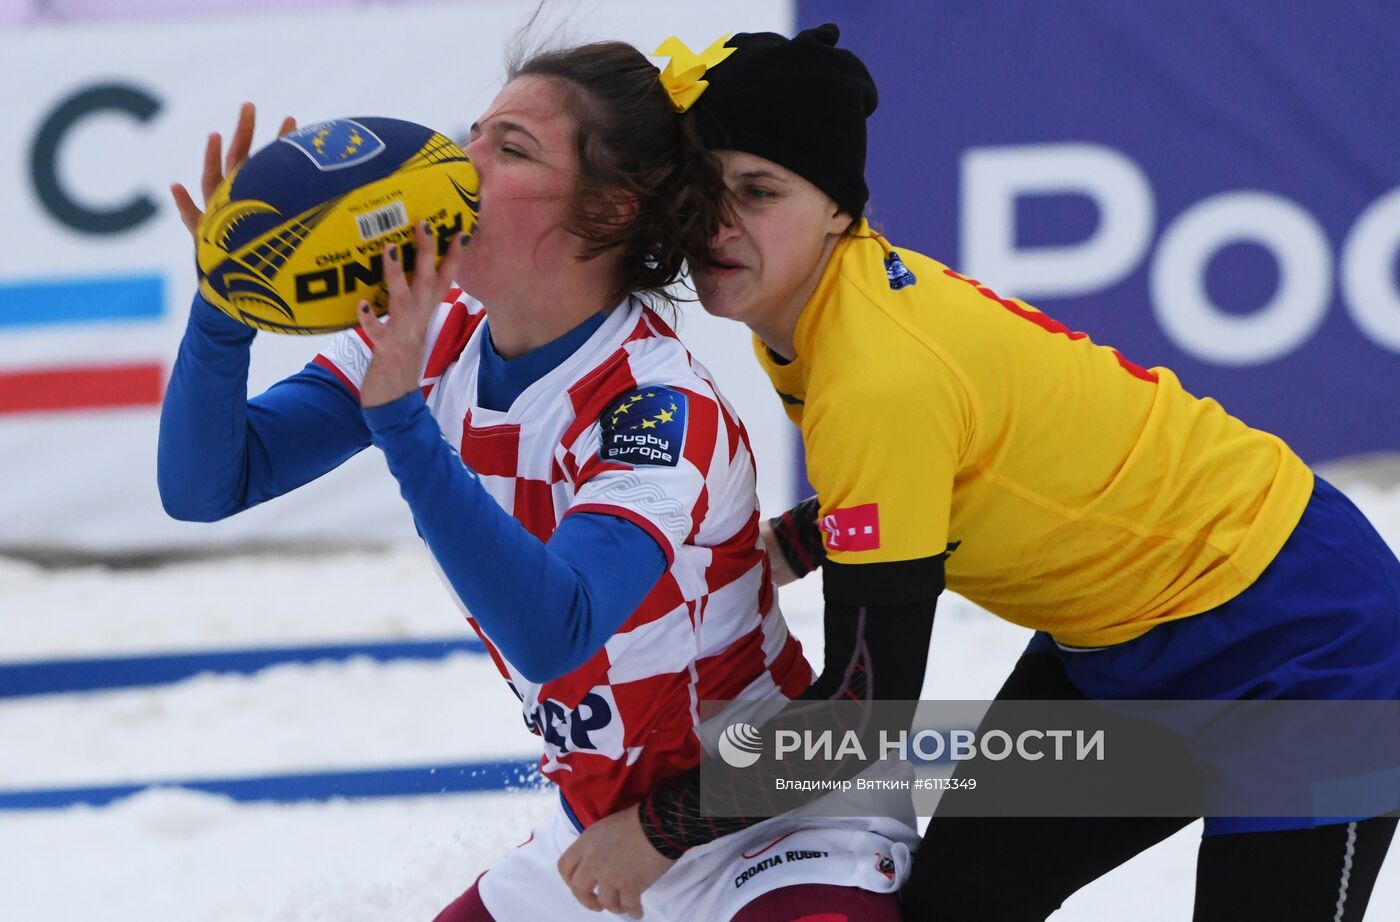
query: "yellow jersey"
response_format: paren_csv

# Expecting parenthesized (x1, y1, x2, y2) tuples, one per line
(756, 221, 1314, 648)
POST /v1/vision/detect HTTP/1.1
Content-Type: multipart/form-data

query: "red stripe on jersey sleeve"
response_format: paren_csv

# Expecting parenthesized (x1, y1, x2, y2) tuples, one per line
(312, 354, 360, 398)
(512, 477, 557, 544)
(458, 410, 522, 477)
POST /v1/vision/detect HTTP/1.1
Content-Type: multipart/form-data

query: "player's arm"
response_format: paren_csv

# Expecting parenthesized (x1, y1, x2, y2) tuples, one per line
(764, 495, 824, 586)
(157, 295, 373, 521)
(159, 105, 367, 520)
(363, 389, 668, 684)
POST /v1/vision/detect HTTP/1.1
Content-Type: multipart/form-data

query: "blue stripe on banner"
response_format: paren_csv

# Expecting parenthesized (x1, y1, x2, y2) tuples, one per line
(0, 273, 164, 327)
(0, 759, 543, 811)
(0, 636, 488, 699)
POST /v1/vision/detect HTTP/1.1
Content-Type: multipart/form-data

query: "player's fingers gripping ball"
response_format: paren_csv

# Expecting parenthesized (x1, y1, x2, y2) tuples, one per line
(195, 117, 479, 334)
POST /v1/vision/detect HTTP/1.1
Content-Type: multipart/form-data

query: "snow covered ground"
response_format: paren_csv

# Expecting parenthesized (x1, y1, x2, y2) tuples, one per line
(2, 472, 1398, 920)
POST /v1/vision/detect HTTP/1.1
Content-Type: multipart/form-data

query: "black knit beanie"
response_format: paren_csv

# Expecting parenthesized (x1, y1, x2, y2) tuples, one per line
(691, 23, 878, 218)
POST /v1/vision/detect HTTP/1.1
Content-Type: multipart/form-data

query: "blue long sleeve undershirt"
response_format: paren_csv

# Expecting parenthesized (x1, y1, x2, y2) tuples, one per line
(158, 296, 666, 682)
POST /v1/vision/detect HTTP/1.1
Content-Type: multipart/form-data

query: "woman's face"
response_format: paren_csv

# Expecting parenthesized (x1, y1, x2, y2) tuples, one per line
(458, 76, 584, 303)
(693, 150, 850, 335)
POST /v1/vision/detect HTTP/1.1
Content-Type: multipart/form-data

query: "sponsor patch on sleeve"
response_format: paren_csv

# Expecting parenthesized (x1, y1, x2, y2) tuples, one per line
(599, 386, 688, 467)
(820, 503, 881, 552)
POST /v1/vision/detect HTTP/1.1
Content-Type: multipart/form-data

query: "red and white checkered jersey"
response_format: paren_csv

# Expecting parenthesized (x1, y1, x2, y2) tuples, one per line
(314, 291, 812, 825)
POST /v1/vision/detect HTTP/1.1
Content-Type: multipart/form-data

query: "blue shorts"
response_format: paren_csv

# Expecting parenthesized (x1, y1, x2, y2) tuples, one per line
(1027, 475, 1400, 833)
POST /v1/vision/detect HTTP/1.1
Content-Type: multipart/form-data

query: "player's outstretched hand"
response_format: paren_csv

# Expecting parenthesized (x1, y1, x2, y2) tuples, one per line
(357, 220, 470, 408)
(558, 803, 675, 919)
(171, 102, 297, 239)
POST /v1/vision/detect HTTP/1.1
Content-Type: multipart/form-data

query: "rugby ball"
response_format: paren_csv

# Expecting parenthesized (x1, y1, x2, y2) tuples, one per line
(196, 117, 479, 334)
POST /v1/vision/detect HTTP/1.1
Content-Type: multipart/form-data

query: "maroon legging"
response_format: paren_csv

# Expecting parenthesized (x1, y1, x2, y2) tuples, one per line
(728, 884, 902, 921)
(433, 882, 900, 922)
(432, 880, 489, 922)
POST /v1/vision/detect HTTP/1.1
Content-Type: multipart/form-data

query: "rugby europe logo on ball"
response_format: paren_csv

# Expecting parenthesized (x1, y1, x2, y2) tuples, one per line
(195, 117, 480, 334)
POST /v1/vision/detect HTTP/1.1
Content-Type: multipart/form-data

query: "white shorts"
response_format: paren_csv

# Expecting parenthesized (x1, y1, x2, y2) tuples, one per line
(477, 804, 916, 922)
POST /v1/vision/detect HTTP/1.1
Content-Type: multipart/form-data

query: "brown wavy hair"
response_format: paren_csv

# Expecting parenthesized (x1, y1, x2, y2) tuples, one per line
(508, 41, 728, 305)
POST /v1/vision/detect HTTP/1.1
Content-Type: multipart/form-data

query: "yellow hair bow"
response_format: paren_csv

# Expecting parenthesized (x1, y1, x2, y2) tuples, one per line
(653, 34, 735, 113)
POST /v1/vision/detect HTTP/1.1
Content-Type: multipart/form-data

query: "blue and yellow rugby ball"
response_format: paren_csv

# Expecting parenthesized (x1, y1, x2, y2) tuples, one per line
(196, 117, 479, 334)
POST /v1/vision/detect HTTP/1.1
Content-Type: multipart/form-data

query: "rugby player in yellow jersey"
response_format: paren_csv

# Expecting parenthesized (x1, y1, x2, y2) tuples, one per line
(560, 24, 1400, 921)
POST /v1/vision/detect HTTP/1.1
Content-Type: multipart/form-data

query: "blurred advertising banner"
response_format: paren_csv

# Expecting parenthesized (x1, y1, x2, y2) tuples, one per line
(0, 0, 795, 550)
(802, 0, 1400, 464)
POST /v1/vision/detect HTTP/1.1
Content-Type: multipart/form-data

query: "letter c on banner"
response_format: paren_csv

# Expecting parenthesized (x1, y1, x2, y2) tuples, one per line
(30, 82, 162, 235)
(961, 142, 1154, 298)
(1150, 191, 1331, 366)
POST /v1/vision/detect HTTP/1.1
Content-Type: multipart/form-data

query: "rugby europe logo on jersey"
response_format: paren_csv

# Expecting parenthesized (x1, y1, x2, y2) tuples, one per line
(600, 386, 688, 467)
(820, 503, 881, 552)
